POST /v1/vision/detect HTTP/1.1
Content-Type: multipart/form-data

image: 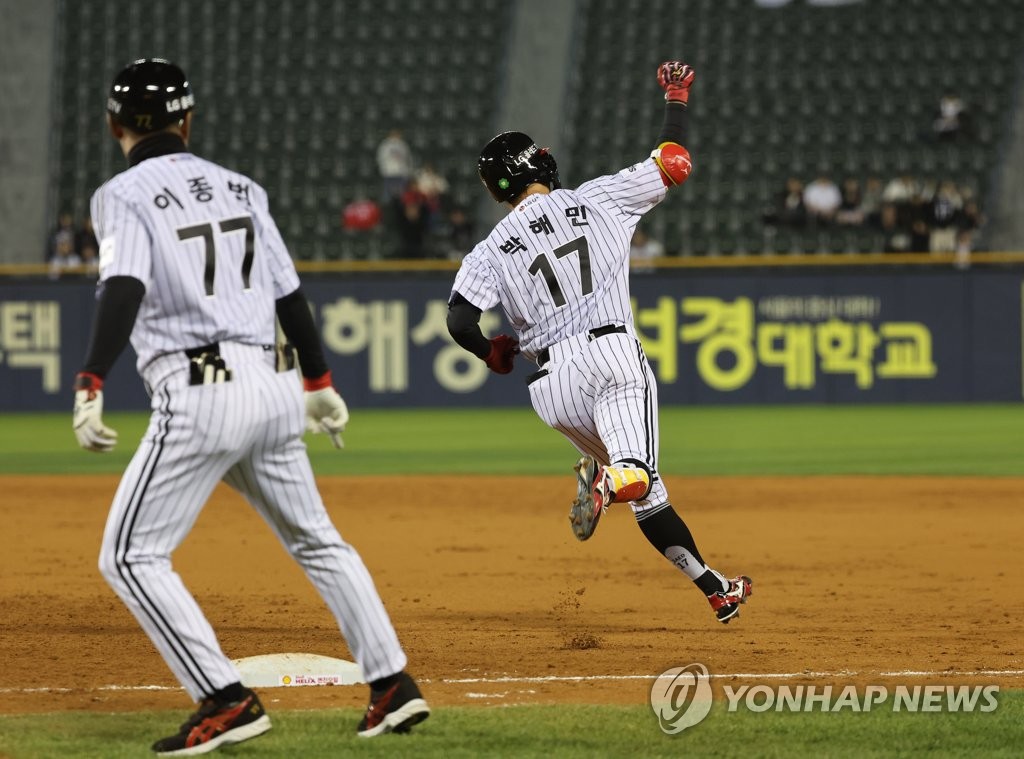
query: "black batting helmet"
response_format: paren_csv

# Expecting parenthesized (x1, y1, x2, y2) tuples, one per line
(478, 131, 561, 203)
(107, 58, 194, 134)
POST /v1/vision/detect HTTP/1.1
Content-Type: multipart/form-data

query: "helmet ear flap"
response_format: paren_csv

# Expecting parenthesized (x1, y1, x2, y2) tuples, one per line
(537, 149, 561, 190)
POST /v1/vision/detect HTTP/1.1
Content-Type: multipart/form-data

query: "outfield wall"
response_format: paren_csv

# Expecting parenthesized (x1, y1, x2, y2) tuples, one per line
(2, 265, 1022, 411)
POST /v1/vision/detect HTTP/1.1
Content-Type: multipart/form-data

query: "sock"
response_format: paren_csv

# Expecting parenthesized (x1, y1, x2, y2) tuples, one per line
(211, 682, 247, 704)
(695, 568, 729, 597)
(636, 504, 728, 595)
(370, 673, 401, 692)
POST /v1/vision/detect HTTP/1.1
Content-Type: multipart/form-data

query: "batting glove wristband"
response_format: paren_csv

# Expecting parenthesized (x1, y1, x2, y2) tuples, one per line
(484, 334, 519, 374)
(304, 371, 349, 449)
(73, 372, 119, 453)
(658, 61, 695, 104)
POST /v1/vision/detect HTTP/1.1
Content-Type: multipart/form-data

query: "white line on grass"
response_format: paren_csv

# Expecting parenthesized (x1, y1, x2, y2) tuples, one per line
(444, 669, 1024, 684)
(1, 669, 1021, 695)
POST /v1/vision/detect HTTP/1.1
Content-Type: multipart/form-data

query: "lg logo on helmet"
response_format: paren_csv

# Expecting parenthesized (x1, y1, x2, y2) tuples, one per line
(165, 93, 195, 113)
(649, 663, 713, 734)
(512, 144, 538, 166)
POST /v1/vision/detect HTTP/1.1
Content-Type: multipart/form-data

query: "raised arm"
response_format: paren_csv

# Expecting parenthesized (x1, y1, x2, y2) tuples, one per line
(652, 61, 696, 188)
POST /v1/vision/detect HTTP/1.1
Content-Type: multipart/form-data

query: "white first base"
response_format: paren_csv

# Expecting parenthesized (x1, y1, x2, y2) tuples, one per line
(232, 653, 365, 688)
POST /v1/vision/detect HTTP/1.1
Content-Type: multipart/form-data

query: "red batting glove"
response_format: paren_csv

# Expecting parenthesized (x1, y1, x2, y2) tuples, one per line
(658, 61, 695, 104)
(484, 335, 519, 374)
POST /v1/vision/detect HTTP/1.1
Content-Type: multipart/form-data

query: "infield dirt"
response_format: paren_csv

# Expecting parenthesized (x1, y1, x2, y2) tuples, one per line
(2, 474, 1021, 714)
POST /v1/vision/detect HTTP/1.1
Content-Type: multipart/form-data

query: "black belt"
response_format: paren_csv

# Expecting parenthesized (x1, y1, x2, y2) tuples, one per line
(184, 342, 274, 359)
(183, 343, 274, 386)
(526, 368, 548, 386)
(186, 343, 232, 385)
(184, 342, 221, 360)
(536, 325, 627, 368)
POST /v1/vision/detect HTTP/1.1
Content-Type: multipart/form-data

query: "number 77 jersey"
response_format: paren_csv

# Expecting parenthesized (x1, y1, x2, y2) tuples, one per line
(452, 158, 666, 362)
(90, 151, 300, 373)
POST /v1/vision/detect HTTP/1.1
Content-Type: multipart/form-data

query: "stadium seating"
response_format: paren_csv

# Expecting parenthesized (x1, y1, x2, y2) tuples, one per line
(51, 0, 509, 260)
(565, 0, 1021, 255)
(51, 0, 1021, 259)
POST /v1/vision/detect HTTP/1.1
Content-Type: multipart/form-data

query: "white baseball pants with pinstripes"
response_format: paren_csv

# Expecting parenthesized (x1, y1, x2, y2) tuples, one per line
(527, 328, 669, 513)
(98, 342, 406, 701)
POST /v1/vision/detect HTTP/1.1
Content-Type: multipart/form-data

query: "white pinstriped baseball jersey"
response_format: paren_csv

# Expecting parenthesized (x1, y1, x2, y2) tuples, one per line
(453, 158, 665, 361)
(93, 148, 408, 701)
(453, 156, 671, 512)
(91, 152, 300, 373)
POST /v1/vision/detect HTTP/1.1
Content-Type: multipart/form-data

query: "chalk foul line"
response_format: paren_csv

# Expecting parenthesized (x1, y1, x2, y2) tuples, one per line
(1, 669, 1021, 695)
(442, 669, 1024, 685)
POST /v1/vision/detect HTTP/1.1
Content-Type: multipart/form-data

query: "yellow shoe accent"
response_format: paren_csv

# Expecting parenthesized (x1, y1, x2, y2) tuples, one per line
(603, 466, 651, 503)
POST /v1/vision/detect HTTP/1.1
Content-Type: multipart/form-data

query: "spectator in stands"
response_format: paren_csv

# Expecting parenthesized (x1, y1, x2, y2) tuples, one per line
(907, 191, 932, 253)
(393, 180, 431, 258)
(931, 93, 973, 143)
(76, 218, 98, 260)
(76, 243, 98, 278)
(960, 197, 983, 234)
(48, 234, 81, 279)
(877, 202, 911, 253)
(440, 205, 475, 260)
(414, 163, 450, 232)
(341, 195, 382, 232)
(802, 173, 842, 224)
(47, 211, 76, 262)
(859, 176, 884, 228)
(835, 178, 865, 226)
(955, 198, 984, 262)
(376, 129, 413, 201)
(928, 180, 962, 252)
(881, 174, 918, 225)
(629, 228, 665, 272)
(763, 176, 806, 227)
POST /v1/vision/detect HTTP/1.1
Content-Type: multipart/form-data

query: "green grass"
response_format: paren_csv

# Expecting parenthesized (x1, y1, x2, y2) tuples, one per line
(3, 404, 1022, 476)
(1, 697, 1022, 758)
(3, 406, 1021, 757)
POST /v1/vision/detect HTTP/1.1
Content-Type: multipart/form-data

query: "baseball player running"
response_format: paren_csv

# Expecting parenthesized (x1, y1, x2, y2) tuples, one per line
(72, 59, 429, 755)
(447, 62, 753, 625)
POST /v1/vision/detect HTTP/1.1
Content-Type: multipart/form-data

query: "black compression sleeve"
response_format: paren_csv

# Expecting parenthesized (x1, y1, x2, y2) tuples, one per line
(446, 293, 491, 359)
(656, 101, 689, 147)
(275, 288, 330, 378)
(80, 276, 146, 378)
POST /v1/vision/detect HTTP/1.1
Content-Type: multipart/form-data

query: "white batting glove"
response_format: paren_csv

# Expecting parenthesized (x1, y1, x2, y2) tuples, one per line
(73, 373, 118, 453)
(304, 374, 349, 449)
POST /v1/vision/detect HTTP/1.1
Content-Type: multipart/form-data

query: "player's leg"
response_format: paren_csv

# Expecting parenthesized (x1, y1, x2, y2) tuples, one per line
(587, 333, 662, 507)
(224, 368, 426, 734)
(223, 448, 408, 682)
(529, 360, 607, 463)
(98, 384, 253, 701)
(591, 335, 753, 622)
(528, 361, 619, 539)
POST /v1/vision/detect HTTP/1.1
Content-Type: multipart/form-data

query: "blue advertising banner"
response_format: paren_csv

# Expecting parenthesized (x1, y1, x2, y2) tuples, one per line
(3, 268, 1021, 411)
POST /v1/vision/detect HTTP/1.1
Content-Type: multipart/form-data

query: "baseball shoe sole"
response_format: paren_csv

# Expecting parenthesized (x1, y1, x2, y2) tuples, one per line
(569, 456, 606, 541)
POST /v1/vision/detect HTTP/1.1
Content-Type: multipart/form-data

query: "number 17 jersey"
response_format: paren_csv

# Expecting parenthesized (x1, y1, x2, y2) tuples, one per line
(90, 151, 300, 374)
(452, 158, 666, 362)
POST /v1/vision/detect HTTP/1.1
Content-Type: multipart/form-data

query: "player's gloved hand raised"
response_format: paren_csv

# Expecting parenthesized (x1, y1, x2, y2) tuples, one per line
(484, 334, 519, 374)
(72, 372, 119, 453)
(658, 61, 695, 104)
(304, 372, 349, 449)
